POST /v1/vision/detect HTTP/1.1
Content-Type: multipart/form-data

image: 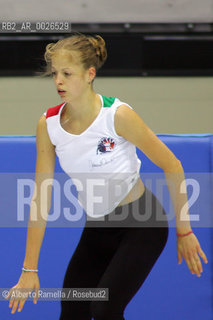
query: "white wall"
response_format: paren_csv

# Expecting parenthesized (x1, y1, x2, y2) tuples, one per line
(0, 76, 212, 135)
(0, 0, 213, 23)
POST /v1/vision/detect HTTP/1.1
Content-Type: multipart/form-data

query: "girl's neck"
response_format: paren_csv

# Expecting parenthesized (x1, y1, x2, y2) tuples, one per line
(65, 90, 101, 121)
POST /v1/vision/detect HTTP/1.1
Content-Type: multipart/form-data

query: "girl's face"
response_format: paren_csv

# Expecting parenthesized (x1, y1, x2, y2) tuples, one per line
(51, 50, 92, 103)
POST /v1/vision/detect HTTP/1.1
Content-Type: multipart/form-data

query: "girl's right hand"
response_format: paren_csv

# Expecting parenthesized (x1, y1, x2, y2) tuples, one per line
(5, 271, 40, 314)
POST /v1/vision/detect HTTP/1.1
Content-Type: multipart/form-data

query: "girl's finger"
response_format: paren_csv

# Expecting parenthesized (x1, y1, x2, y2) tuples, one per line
(184, 256, 194, 274)
(177, 249, 182, 264)
(17, 299, 27, 312)
(9, 296, 15, 308)
(197, 247, 208, 264)
(193, 253, 203, 273)
(190, 256, 201, 277)
(11, 299, 19, 314)
(34, 287, 39, 304)
(6, 286, 16, 300)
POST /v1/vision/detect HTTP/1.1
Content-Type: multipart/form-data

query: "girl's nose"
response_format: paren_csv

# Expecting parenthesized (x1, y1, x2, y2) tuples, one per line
(55, 74, 64, 85)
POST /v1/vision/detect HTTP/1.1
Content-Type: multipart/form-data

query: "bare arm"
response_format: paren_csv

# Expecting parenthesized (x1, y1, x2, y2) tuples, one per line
(6, 114, 56, 314)
(114, 105, 208, 276)
(114, 104, 191, 231)
(23, 114, 56, 269)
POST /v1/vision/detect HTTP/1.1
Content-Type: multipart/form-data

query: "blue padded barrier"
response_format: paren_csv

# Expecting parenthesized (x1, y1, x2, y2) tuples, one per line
(0, 134, 212, 320)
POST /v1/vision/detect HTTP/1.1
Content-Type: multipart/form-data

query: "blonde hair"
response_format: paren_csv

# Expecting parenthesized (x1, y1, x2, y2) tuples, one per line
(43, 33, 107, 76)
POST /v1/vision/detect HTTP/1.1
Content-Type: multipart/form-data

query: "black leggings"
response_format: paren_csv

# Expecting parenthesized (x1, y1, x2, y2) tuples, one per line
(59, 187, 169, 320)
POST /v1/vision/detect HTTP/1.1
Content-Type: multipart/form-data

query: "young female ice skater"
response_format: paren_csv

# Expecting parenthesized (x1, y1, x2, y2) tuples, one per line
(6, 34, 208, 318)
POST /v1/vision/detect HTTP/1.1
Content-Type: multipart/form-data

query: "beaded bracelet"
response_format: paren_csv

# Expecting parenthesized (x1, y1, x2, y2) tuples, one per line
(176, 230, 193, 237)
(22, 267, 38, 273)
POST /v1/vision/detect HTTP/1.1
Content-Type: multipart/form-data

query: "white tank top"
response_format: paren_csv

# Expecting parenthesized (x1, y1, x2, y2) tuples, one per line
(44, 94, 141, 218)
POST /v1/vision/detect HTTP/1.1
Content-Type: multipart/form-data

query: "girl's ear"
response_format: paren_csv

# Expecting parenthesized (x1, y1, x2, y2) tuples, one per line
(88, 66, 96, 83)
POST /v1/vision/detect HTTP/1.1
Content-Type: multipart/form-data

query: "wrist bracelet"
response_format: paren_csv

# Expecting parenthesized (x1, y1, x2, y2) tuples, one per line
(176, 230, 193, 237)
(22, 267, 38, 273)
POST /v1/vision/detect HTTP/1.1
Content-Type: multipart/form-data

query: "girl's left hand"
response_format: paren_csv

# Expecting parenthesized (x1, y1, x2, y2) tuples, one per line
(177, 232, 208, 277)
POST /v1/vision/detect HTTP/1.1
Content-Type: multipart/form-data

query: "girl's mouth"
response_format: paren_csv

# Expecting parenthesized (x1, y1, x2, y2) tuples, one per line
(58, 90, 66, 96)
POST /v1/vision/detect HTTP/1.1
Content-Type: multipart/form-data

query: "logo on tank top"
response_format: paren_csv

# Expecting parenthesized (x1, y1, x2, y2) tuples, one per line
(96, 137, 116, 154)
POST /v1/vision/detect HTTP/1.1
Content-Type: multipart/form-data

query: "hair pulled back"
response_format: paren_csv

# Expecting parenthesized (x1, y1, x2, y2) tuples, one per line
(44, 33, 107, 74)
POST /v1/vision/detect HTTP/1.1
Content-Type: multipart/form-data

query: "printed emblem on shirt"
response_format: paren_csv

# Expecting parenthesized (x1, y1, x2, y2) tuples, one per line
(96, 137, 116, 154)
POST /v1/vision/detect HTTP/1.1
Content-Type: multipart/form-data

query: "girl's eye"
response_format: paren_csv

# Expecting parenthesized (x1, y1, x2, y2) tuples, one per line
(51, 71, 71, 77)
